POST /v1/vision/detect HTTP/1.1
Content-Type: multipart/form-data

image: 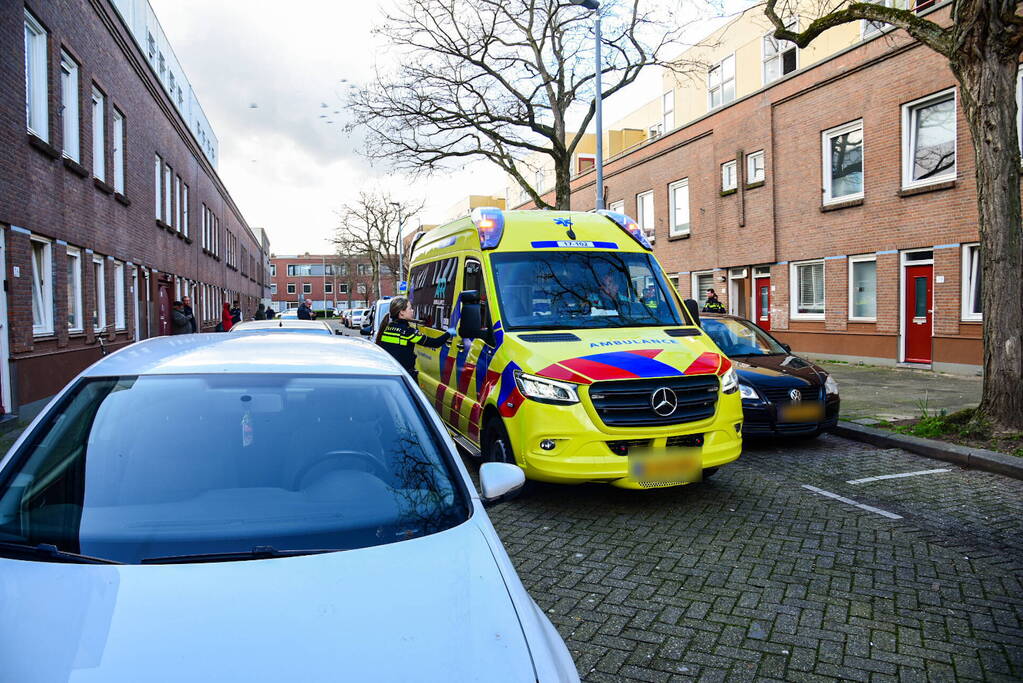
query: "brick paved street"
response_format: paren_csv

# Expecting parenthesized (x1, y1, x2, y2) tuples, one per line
(483, 434, 1023, 682)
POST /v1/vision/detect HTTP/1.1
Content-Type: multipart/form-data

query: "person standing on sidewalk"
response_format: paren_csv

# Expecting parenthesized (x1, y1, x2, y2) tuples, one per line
(297, 299, 314, 320)
(181, 295, 198, 332)
(171, 301, 191, 335)
(377, 297, 454, 381)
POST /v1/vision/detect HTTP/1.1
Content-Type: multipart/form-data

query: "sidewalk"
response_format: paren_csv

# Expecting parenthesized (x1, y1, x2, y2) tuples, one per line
(813, 360, 982, 422)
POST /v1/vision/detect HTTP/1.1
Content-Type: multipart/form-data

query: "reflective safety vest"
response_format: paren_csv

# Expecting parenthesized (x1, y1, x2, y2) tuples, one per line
(378, 319, 450, 375)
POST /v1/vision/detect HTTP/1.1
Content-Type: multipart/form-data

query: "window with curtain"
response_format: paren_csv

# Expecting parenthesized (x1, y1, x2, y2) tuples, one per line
(795, 261, 825, 315)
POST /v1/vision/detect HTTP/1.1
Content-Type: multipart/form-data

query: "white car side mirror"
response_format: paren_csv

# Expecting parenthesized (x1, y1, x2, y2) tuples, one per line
(479, 462, 526, 506)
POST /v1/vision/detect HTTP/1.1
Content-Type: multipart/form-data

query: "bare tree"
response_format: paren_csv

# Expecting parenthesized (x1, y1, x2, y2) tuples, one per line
(334, 191, 425, 297)
(346, 0, 700, 210)
(763, 0, 1022, 432)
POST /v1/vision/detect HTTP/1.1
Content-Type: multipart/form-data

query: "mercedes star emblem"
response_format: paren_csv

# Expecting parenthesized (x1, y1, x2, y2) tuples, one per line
(650, 387, 678, 417)
(789, 388, 802, 403)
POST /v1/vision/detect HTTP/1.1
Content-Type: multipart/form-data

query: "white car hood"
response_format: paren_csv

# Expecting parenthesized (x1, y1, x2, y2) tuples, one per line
(0, 521, 536, 683)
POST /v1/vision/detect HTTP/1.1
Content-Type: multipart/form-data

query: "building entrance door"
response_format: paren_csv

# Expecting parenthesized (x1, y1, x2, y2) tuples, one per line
(903, 264, 933, 364)
(157, 281, 172, 336)
(754, 277, 771, 331)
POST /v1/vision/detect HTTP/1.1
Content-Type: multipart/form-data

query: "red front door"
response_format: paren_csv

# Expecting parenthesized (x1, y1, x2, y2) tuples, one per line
(903, 264, 933, 363)
(754, 277, 771, 331)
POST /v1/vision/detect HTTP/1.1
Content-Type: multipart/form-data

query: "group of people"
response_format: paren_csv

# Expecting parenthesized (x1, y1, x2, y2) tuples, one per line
(171, 299, 278, 335)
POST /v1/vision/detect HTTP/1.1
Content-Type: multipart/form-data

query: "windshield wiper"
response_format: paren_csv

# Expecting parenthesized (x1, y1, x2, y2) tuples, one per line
(0, 541, 123, 565)
(141, 546, 339, 564)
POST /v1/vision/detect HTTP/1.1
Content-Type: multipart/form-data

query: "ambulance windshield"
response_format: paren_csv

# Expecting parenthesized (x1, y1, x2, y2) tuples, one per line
(490, 251, 683, 331)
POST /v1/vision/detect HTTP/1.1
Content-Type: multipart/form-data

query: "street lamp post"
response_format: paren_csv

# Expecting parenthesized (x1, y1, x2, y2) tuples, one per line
(389, 201, 404, 293)
(571, 0, 603, 210)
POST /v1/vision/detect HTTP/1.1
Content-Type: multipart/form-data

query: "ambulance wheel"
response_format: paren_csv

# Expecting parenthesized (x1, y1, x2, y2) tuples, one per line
(482, 418, 515, 465)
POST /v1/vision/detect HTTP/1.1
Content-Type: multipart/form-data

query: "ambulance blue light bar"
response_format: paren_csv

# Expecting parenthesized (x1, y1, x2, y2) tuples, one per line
(596, 210, 653, 251)
(472, 207, 505, 250)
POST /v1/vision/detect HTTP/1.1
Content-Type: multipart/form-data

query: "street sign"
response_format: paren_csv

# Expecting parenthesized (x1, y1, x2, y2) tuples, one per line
(398, 281, 408, 294)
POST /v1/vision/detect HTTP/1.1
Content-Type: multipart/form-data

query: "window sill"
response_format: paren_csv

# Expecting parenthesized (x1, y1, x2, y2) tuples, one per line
(156, 219, 172, 231)
(63, 156, 89, 177)
(32, 331, 57, 340)
(848, 318, 877, 323)
(960, 318, 982, 324)
(668, 232, 691, 241)
(115, 192, 131, 207)
(898, 179, 956, 197)
(28, 133, 60, 160)
(790, 315, 825, 322)
(745, 180, 765, 190)
(719, 188, 737, 197)
(821, 197, 864, 212)
(93, 178, 114, 195)
(175, 231, 185, 240)
(183, 236, 193, 244)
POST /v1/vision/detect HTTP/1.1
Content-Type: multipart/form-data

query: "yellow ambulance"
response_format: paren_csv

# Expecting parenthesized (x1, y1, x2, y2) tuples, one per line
(405, 208, 742, 488)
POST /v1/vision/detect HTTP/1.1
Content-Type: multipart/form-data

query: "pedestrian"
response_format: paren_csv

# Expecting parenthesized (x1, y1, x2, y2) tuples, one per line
(181, 295, 197, 332)
(377, 296, 454, 381)
(230, 300, 242, 325)
(297, 298, 313, 320)
(219, 302, 234, 332)
(703, 288, 726, 313)
(254, 303, 266, 320)
(265, 307, 275, 320)
(171, 300, 191, 335)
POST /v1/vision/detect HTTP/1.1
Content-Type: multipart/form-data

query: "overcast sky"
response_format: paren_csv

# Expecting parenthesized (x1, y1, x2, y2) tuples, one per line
(149, 1, 720, 256)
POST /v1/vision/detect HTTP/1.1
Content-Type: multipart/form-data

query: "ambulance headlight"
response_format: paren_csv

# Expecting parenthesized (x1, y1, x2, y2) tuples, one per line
(513, 371, 580, 404)
(721, 368, 739, 394)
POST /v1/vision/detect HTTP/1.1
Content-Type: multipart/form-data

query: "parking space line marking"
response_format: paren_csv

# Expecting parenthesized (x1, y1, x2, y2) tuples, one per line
(846, 468, 952, 485)
(801, 484, 903, 519)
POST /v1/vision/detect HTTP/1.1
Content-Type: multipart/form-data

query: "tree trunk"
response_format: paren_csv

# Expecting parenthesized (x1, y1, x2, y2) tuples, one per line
(950, 53, 1023, 433)
(553, 156, 573, 210)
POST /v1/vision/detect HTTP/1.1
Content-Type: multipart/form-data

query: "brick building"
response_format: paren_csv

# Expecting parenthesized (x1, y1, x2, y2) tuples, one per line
(270, 254, 395, 313)
(2, 0, 269, 418)
(514, 4, 1017, 374)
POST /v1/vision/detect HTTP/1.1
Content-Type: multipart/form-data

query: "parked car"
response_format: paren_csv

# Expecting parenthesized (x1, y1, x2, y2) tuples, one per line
(360, 298, 393, 340)
(231, 319, 340, 336)
(349, 308, 370, 329)
(0, 334, 578, 681)
(700, 313, 840, 437)
(279, 308, 299, 320)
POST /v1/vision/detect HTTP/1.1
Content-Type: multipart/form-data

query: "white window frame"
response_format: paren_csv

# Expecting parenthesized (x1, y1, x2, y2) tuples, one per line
(270, 283, 277, 295)
(112, 108, 125, 193)
(270, 263, 277, 277)
(608, 200, 624, 214)
(668, 179, 690, 237)
(113, 261, 126, 330)
(92, 255, 106, 332)
(961, 243, 981, 321)
(662, 90, 674, 132)
(747, 150, 765, 184)
(534, 169, 545, 194)
(154, 154, 163, 220)
(822, 119, 864, 205)
(762, 19, 798, 86)
(324, 282, 333, 294)
(91, 87, 105, 182)
(901, 88, 957, 190)
(848, 254, 878, 322)
(691, 271, 714, 308)
(31, 237, 54, 336)
(60, 51, 80, 161)
(66, 246, 83, 332)
(182, 184, 189, 237)
(339, 283, 349, 295)
(164, 164, 173, 222)
(790, 259, 826, 320)
(862, 0, 904, 37)
(636, 190, 655, 244)
(302, 283, 312, 294)
(174, 175, 181, 230)
(1017, 66, 1023, 159)
(721, 160, 737, 191)
(707, 54, 735, 110)
(24, 10, 49, 141)
(287, 283, 296, 295)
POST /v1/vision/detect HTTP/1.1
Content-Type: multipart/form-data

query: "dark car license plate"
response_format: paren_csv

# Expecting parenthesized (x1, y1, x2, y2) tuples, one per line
(779, 402, 825, 422)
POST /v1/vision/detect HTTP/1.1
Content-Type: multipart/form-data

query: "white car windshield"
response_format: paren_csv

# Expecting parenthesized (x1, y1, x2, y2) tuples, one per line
(0, 374, 470, 564)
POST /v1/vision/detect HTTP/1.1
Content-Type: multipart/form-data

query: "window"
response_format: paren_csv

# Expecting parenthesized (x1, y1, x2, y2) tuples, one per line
(357, 283, 367, 295)
(158, 52, 166, 82)
(113, 261, 126, 330)
(92, 255, 106, 331)
(324, 282, 333, 294)
(302, 283, 312, 294)
(164, 164, 172, 222)
(962, 243, 981, 321)
(174, 176, 181, 230)
(112, 108, 125, 193)
(147, 33, 156, 61)
(66, 247, 83, 332)
(338, 283, 349, 295)
(181, 184, 189, 237)
(609, 200, 624, 214)
(270, 283, 277, 295)
(60, 52, 80, 161)
(662, 90, 674, 132)
(692, 271, 714, 308)
(92, 88, 105, 182)
(648, 123, 663, 140)
(576, 155, 595, 174)
(154, 155, 163, 220)
(24, 10, 48, 141)
(287, 283, 296, 295)
(822, 120, 864, 203)
(792, 260, 825, 318)
(534, 169, 544, 194)
(903, 89, 956, 188)
(636, 190, 655, 244)
(721, 160, 737, 191)
(270, 264, 276, 277)
(408, 258, 459, 329)
(668, 179, 690, 237)
(31, 238, 54, 336)
(707, 55, 735, 109)
(849, 256, 877, 320)
(358, 264, 371, 276)
(747, 150, 765, 184)
(763, 20, 797, 85)
(863, 0, 904, 36)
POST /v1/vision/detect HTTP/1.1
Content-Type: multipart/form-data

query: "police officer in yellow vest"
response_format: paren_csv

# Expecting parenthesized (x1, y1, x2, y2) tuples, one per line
(377, 297, 453, 380)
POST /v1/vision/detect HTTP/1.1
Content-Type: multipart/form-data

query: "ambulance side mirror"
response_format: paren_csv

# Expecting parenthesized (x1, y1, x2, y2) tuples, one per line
(684, 298, 702, 328)
(458, 290, 484, 339)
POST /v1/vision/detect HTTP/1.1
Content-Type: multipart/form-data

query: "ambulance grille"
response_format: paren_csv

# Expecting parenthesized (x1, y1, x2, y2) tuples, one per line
(588, 375, 719, 427)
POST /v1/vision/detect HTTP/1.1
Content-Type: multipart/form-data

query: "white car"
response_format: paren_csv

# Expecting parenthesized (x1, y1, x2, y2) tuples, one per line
(349, 308, 370, 328)
(231, 320, 340, 336)
(0, 334, 577, 682)
(360, 298, 393, 340)
(279, 308, 299, 320)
